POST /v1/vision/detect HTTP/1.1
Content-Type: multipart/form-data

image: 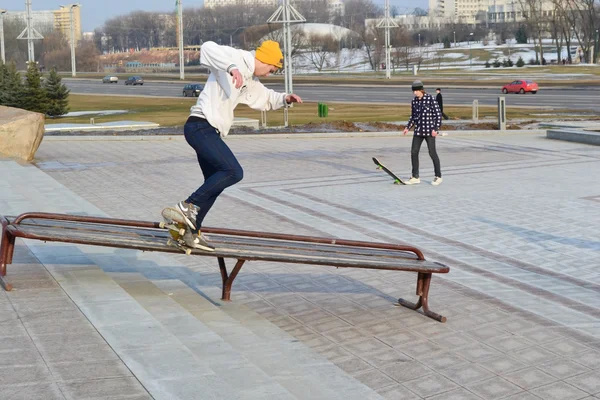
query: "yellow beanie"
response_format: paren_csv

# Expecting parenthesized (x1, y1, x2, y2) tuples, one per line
(255, 41, 283, 68)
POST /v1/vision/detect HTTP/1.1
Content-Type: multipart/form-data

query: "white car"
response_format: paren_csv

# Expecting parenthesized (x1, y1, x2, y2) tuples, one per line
(102, 75, 118, 84)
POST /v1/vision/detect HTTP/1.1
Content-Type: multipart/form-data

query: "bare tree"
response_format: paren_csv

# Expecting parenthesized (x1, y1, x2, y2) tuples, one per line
(302, 33, 338, 71)
(556, 0, 599, 63)
(518, 0, 547, 63)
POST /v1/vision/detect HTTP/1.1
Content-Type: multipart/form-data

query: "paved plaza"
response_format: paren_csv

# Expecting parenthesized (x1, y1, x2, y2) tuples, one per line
(1, 130, 600, 399)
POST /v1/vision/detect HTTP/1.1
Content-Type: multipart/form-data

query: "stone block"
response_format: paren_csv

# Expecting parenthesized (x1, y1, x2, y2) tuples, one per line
(0, 105, 45, 161)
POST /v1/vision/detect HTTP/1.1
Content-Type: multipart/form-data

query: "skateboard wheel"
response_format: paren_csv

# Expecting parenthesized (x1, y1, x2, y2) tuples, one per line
(185, 249, 192, 256)
(167, 239, 173, 246)
(179, 228, 186, 236)
(159, 222, 165, 228)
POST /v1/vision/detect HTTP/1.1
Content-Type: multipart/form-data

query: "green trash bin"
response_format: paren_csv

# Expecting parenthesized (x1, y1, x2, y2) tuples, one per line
(323, 103, 328, 117)
(318, 103, 323, 117)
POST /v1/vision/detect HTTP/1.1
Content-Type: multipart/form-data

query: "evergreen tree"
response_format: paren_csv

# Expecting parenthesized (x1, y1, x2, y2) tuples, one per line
(516, 56, 525, 67)
(515, 25, 528, 44)
(1, 62, 25, 109)
(44, 68, 70, 117)
(442, 36, 451, 49)
(22, 62, 48, 114)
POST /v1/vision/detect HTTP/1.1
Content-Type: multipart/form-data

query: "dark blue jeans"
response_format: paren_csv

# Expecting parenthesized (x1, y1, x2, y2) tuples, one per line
(184, 119, 243, 228)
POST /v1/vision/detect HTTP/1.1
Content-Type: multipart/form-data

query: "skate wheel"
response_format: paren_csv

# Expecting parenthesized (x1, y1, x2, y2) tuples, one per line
(185, 249, 192, 256)
(167, 239, 173, 246)
(179, 228, 186, 235)
(159, 221, 165, 228)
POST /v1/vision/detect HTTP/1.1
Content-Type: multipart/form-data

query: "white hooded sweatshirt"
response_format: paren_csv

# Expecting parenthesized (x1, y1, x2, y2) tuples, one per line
(189, 41, 288, 137)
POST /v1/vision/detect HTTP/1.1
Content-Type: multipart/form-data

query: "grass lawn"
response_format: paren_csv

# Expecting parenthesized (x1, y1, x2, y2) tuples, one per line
(58, 94, 583, 128)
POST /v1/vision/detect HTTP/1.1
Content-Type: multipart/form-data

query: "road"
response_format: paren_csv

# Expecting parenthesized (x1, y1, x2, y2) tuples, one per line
(64, 79, 600, 111)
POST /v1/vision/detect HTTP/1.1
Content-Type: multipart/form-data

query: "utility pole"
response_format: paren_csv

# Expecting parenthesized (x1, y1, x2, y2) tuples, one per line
(176, 0, 184, 80)
(376, 0, 398, 79)
(0, 10, 6, 64)
(17, 0, 44, 63)
(267, 0, 305, 127)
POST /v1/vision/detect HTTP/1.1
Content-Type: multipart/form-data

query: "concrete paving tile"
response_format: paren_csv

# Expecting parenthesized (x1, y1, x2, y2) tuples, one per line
(0, 335, 37, 352)
(465, 376, 524, 400)
(47, 359, 133, 382)
(376, 384, 421, 400)
(0, 364, 52, 385)
(58, 377, 150, 400)
(403, 373, 459, 398)
(353, 369, 397, 390)
(572, 350, 600, 369)
(503, 367, 558, 390)
(0, 382, 65, 400)
(360, 348, 413, 368)
(509, 346, 560, 366)
(333, 356, 375, 375)
(440, 363, 495, 386)
(426, 387, 484, 400)
(529, 381, 591, 400)
(539, 359, 592, 379)
(37, 342, 120, 364)
(379, 361, 433, 383)
(0, 349, 45, 367)
(565, 371, 600, 395)
(418, 352, 470, 372)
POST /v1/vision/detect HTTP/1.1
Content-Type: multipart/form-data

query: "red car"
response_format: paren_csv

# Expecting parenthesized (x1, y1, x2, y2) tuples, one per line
(502, 79, 538, 94)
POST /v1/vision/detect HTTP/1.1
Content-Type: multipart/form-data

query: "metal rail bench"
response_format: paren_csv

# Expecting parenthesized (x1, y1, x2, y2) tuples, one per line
(1, 212, 450, 322)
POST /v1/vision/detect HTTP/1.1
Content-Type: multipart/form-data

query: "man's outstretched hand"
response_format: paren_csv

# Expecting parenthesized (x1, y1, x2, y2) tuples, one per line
(286, 94, 303, 104)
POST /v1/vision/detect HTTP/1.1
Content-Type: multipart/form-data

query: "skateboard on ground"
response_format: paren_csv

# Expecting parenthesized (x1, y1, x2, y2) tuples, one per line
(372, 157, 406, 185)
(159, 207, 192, 255)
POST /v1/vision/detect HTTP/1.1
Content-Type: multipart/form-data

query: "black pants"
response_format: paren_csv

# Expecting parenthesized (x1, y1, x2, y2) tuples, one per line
(442, 112, 449, 120)
(411, 135, 441, 178)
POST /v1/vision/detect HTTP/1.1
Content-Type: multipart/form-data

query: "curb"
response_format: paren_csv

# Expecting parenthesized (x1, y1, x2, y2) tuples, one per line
(41, 130, 548, 141)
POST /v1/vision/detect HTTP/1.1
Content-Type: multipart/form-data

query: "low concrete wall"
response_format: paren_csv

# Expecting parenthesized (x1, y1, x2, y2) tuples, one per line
(547, 129, 600, 146)
(0, 106, 45, 161)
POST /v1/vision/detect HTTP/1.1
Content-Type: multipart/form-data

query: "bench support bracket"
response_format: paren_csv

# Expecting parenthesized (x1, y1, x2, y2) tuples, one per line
(0, 217, 15, 291)
(218, 257, 246, 301)
(398, 272, 446, 322)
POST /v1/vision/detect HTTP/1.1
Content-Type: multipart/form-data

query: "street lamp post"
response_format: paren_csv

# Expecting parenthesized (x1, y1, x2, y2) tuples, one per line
(453, 30, 456, 47)
(418, 33, 421, 48)
(61, 4, 80, 77)
(469, 32, 473, 68)
(0, 10, 6, 64)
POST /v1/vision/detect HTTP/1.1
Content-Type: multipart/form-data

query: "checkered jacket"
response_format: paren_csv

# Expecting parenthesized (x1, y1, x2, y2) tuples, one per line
(406, 93, 442, 136)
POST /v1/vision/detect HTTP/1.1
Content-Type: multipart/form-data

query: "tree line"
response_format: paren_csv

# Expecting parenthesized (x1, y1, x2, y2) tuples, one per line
(0, 62, 70, 117)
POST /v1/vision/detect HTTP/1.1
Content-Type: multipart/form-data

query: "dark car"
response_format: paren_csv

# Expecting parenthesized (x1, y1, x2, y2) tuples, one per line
(124, 76, 144, 86)
(183, 83, 204, 97)
(501, 79, 538, 94)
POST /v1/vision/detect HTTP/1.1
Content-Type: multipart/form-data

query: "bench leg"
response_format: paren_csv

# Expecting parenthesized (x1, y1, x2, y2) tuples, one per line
(0, 225, 14, 291)
(397, 272, 446, 323)
(218, 257, 246, 301)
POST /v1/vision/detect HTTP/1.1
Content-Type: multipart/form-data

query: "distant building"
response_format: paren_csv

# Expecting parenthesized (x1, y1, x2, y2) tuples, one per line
(428, 0, 555, 25)
(204, 0, 277, 8)
(53, 6, 82, 42)
(5, 5, 82, 41)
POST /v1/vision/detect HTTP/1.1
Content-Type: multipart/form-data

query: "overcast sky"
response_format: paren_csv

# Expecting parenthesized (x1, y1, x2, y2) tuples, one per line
(8, 0, 426, 31)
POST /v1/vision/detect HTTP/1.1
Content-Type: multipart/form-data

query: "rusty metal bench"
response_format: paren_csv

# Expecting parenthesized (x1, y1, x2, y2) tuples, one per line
(1, 212, 450, 322)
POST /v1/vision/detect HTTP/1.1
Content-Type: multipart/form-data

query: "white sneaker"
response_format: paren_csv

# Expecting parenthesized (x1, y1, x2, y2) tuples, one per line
(432, 177, 443, 186)
(405, 177, 421, 185)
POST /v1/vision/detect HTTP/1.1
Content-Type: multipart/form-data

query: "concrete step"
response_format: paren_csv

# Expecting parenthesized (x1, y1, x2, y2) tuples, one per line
(149, 279, 382, 400)
(115, 274, 296, 400)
